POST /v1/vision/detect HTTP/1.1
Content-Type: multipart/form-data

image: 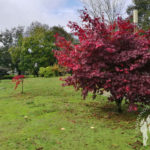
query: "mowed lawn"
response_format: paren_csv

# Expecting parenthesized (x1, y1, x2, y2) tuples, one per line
(0, 77, 147, 150)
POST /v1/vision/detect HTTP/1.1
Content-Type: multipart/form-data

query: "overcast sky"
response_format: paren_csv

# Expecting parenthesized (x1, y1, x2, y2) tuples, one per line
(0, 0, 133, 32)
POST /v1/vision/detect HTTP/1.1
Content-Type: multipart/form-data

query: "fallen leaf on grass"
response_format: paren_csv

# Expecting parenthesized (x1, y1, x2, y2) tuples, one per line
(61, 128, 65, 130)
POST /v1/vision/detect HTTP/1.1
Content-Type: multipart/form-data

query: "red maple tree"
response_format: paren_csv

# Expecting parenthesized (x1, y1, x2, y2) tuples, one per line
(12, 75, 25, 93)
(54, 10, 150, 112)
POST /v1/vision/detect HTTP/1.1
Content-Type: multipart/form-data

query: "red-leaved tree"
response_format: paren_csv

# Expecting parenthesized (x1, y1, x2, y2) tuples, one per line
(12, 75, 25, 94)
(54, 10, 150, 112)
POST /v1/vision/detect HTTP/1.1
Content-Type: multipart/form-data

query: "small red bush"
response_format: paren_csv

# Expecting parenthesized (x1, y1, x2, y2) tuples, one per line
(12, 75, 25, 93)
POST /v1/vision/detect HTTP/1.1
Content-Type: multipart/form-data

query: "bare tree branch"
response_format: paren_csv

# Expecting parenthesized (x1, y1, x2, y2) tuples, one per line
(81, 0, 127, 24)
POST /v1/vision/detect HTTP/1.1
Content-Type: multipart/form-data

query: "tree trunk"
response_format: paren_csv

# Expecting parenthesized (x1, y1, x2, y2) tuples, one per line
(115, 98, 123, 113)
(21, 79, 24, 94)
(16, 65, 21, 75)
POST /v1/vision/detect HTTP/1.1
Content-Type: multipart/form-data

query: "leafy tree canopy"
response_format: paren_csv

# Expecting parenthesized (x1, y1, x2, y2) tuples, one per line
(0, 21, 72, 75)
(0, 26, 24, 71)
(51, 26, 73, 41)
(20, 23, 56, 75)
(54, 10, 150, 112)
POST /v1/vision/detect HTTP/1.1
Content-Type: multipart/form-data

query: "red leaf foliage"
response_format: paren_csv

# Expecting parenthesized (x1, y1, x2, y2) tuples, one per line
(53, 10, 150, 110)
(12, 75, 25, 89)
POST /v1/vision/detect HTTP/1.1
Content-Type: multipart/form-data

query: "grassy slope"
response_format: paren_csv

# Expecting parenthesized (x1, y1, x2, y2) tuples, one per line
(0, 77, 148, 150)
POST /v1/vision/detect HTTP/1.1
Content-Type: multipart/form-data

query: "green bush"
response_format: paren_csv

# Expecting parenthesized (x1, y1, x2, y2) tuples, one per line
(45, 67, 54, 77)
(1, 75, 34, 80)
(24, 75, 34, 78)
(39, 67, 46, 77)
(1, 75, 15, 79)
(38, 64, 67, 78)
(39, 66, 54, 78)
(51, 64, 59, 76)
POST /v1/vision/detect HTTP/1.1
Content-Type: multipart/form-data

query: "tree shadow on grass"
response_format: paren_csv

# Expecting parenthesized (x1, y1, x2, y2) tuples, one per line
(84, 101, 144, 150)
(84, 101, 140, 125)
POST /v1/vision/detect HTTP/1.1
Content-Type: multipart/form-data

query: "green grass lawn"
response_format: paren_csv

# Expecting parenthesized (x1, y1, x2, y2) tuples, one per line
(0, 77, 148, 150)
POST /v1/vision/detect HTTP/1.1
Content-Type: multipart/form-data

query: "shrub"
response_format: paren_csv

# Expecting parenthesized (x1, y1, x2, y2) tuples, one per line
(39, 67, 46, 77)
(54, 9, 150, 112)
(52, 64, 66, 76)
(44, 66, 54, 77)
(0, 67, 9, 79)
(51, 64, 60, 76)
(1, 75, 14, 79)
(24, 75, 34, 78)
(39, 65, 66, 77)
(39, 67, 54, 77)
(12, 75, 25, 93)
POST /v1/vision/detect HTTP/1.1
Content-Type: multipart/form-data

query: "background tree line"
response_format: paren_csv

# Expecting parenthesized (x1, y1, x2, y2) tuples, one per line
(0, 22, 74, 76)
